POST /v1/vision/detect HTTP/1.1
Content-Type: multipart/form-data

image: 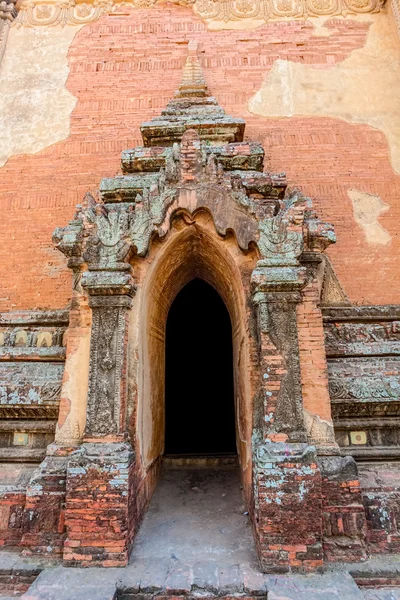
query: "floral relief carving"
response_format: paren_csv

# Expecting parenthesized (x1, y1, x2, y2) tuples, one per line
(12, 0, 384, 28)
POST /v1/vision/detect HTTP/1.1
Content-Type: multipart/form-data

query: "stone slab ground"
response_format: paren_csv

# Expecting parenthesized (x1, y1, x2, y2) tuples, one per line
(0, 549, 399, 600)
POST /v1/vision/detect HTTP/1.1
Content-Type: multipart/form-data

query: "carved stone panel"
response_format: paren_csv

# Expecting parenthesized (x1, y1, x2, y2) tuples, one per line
(267, 299, 305, 437)
(85, 299, 130, 437)
(329, 356, 400, 419)
(325, 321, 400, 357)
(0, 362, 63, 419)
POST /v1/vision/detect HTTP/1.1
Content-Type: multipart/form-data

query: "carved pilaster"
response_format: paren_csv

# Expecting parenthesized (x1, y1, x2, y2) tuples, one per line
(251, 191, 308, 443)
(252, 277, 307, 443)
(82, 268, 135, 439)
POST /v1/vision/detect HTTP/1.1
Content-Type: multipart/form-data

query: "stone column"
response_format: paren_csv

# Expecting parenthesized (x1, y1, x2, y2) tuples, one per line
(63, 266, 136, 567)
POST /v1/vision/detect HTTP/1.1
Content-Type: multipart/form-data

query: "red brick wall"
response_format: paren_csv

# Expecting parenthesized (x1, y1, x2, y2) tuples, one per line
(0, 7, 399, 309)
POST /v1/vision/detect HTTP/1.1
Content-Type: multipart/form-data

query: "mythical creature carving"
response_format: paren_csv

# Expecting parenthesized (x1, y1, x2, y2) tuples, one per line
(83, 199, 134, 268)
(257, 192, 305, 267)
(54, 177, 176, 270)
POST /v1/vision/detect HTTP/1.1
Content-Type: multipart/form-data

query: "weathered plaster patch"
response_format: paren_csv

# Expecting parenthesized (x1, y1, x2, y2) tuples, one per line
(248, 13, 400, 173)
(348, 189, 391, 245)
(55, 328, 90, 442)
(303, 409, 336, 445)
(0, 25, 82, 168)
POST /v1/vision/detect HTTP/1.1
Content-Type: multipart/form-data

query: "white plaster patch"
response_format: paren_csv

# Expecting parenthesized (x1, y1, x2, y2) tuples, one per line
(0, 25, 82, 168)
(248, 13, 400, 173)
(348, 188, 391, 245)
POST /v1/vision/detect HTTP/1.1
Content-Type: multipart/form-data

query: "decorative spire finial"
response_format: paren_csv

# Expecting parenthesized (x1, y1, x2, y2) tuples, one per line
(175, 40, 209, 99)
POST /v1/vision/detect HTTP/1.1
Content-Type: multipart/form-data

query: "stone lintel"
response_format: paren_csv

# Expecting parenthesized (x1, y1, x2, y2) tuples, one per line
(0, 309, 69, 327)
(251, 265, 307, 295)
(322, 304, 400, 322)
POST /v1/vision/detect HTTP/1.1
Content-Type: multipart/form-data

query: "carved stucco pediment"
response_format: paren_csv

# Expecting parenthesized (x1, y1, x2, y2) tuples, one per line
(53, 133, 335, 277)
(53, 47, 336, 276)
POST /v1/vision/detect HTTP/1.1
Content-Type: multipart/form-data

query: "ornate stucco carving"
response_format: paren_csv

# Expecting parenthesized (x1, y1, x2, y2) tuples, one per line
(257, 192, 304, 268)
(85, 300, 128, 436)
(12, 0, 384, 28)
(0, 0, 17, 64)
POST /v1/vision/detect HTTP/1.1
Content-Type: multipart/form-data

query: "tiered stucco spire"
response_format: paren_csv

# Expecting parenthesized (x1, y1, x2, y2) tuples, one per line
(140, 41, 245, 146)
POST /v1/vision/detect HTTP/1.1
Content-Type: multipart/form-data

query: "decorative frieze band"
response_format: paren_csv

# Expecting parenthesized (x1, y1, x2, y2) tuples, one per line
(12, 0, 384, 28)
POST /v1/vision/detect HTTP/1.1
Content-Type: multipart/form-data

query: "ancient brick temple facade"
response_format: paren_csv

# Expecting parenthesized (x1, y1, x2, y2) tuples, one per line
(0, 0, 400, 577)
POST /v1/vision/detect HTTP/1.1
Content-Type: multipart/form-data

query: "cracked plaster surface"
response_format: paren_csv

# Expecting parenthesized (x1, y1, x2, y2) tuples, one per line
(248, 13, 400, 174)
(0, 25, 82, 168)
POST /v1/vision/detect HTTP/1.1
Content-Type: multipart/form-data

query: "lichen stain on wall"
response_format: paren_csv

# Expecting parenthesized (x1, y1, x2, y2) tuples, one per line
(0, 26, 82, 168)
(248, 13, 400, 174)
(348, 189, 391, 245)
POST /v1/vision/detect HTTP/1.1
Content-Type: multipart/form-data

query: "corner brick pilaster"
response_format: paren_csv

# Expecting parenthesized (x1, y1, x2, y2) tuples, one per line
(250, 261, 324, 572)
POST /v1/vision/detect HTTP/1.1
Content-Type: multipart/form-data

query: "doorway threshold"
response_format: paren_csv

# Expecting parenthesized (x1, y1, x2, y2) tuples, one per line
(129, 461, 258, 570)
(163, 454, 238, 468)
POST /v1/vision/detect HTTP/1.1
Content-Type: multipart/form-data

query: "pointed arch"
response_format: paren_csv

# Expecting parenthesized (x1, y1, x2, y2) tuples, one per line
(132, 211, 258, 503)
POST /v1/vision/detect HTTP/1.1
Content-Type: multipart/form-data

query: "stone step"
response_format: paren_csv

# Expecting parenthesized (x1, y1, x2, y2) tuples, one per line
(265, 572, 364, 600)
(14, 552, 400, 600)
(18, 560, 368, 600)
(20, 567, 118, 600)
(0, 550, 52, 599)
(162, 454, 239, 469)
(362, 591, 400, 600)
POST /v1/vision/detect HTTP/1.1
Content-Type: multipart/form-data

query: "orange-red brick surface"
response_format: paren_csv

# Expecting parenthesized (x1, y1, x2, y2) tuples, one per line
(0, 8, 399, 310)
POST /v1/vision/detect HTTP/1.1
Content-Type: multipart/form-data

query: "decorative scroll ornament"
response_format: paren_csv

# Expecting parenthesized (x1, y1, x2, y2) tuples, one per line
(12, 0, 383, 28)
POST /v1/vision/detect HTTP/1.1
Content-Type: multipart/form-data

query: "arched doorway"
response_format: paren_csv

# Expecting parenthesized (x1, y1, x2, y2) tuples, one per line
(165, 278, 236, 456)
(137, 216, 255, 509)
(132, 217, 258, 567)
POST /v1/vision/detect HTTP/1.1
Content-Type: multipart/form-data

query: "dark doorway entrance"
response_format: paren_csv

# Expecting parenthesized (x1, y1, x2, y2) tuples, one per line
(165, 278, 236, 455)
